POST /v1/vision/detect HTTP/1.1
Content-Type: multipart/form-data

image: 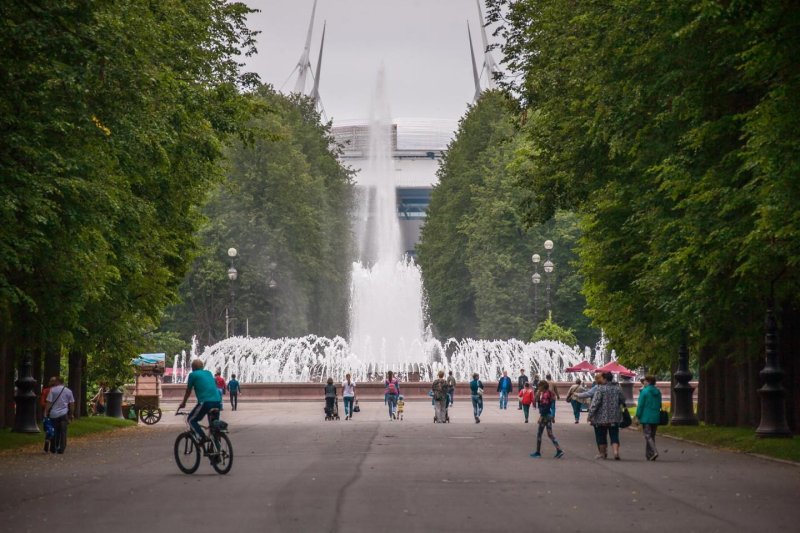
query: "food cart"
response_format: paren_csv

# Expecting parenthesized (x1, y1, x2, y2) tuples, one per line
(132, 353, 165, 425)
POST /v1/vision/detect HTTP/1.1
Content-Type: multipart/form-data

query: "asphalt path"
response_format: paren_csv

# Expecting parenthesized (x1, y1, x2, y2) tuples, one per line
(1, 400, 798, 533)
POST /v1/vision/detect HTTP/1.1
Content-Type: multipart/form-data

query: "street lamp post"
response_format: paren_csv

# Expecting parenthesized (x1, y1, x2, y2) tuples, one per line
(227, 247, 238, 338)
(755, 304, 792, 437)
(531, 254, 541, 326)
(543, 239, 554, 316)
(671, 335, 699, 425)
(267, 260, 277, 336)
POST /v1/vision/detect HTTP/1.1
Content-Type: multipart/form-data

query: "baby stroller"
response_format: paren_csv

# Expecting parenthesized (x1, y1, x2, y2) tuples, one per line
(325, 398, 340, 421)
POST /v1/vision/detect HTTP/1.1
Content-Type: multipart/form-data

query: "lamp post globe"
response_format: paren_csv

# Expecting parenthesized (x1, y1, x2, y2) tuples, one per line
(531, 273, 541, 284)
(227, 266, 238, 281)
(543, 240, 554, 251)
(268, 278, 277, 289)
(531, 253, 541, 264)
(543, 260, 554, 273)
(228, 247, 237, 258)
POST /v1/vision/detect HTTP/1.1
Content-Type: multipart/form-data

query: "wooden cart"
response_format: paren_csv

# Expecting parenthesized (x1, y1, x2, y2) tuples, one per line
(132, 353, 165, 425)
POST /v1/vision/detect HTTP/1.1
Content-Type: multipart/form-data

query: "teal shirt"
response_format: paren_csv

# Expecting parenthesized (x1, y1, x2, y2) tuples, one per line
(187, 369, 221, 403)
(635, 384, 662, 425)
(227, 379, 240, 394)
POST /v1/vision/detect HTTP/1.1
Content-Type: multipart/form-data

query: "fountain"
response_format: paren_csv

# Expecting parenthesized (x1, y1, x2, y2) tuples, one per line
(186, 71, 595, 384)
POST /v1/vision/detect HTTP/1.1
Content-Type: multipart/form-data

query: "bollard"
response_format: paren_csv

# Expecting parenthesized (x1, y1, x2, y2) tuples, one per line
(105, 388, 124, 419)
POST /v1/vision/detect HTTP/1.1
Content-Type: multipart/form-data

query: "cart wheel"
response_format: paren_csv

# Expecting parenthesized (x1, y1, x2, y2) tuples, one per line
(140, 407, 162, 425)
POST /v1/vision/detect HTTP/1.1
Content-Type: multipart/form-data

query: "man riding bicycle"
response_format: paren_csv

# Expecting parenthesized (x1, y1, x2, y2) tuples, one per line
(179, 359, 222, 442)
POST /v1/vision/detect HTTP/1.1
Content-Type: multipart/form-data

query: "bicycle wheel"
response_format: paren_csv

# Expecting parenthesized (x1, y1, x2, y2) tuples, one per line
(174, 432, 201, 474)
(210, 432, 233, 475)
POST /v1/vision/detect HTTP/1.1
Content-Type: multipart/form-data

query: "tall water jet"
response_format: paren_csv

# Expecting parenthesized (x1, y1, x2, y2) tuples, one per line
(349, 69, 428, 365)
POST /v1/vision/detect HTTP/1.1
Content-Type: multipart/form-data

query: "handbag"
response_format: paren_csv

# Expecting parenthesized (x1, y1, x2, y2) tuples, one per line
(659, 409, 669, 426)
(477, 387, 484, 397)
(619, 405, 632, 428)
(353, 399, 361, 413)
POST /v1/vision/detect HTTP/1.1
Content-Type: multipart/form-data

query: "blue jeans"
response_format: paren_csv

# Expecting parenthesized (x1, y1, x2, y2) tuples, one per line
(499, 391, 509, 409)
(386, 394, 398, 418)
(447, 391, 454, 407)
(593, 424, 620, 446)
(343, 396, 354, 416)
(471, 395, 483, 418)
(570, 400, 582, 421)
(188, 401, 222, 440)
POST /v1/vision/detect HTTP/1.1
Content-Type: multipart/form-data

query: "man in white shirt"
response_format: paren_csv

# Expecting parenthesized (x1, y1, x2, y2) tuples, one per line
(45, 376, 75, 454)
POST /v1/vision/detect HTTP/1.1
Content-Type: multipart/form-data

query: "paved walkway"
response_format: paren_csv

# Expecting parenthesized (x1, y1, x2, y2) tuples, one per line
(1, 400, 798, 532)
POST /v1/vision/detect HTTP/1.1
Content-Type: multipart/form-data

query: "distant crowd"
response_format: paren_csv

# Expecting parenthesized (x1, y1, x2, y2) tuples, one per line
(322, 368, 664, 461)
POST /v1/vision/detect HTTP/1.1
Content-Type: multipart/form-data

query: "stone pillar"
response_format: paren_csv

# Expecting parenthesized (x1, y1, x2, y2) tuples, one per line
(619, 375, 635, 407)
(671, 337, 698, 426)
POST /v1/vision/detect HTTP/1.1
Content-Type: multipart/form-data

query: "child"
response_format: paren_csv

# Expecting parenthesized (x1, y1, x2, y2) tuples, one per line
(530, 381, 564, 459)
(518, 382, 535, 423)
(396, 395, 405, 421)
(324, 377, 337, 418)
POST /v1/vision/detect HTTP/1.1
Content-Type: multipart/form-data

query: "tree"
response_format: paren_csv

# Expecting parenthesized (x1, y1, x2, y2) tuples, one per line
(531, 316, 577, 347)
(162, 87, 354, 344)
(487, 0, 800, 429)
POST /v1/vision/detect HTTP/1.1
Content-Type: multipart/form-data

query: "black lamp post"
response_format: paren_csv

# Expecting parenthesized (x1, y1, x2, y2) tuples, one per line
(267, 260, 277, 336)
(755, 305, 792, 438)
(12, 354, 40, 433)
(227, 247, 238, 337)
(671, 335, 698, 425)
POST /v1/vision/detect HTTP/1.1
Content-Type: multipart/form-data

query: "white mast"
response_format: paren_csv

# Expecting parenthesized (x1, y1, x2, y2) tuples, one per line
(293, 0, 318, 94)
(467, 23, 482, 103)
(310, 21, 326, 108)
(476, 0, 500, 89)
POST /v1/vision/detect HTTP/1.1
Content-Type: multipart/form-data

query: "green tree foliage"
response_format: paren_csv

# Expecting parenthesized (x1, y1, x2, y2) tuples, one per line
(487, 0, 800, 428)
(418, 91, 598, 345)
(162, 87, 354, 345)
(531, 316, 577, 347)
(0, 1, 258, 390)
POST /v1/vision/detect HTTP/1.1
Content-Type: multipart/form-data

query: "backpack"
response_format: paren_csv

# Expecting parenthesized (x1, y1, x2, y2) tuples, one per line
(386, 380, 398, 395)
(539, 390, 553, 408)
(433, 380, 446, 400)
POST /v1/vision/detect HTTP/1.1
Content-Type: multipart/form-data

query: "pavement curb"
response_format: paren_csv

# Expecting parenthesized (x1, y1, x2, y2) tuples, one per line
(627, 425, 800, 467)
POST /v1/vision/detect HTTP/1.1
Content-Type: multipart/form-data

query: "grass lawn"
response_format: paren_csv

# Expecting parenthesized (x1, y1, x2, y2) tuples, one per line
(0, 417, 137, 452)
(657, 424, 799, 463)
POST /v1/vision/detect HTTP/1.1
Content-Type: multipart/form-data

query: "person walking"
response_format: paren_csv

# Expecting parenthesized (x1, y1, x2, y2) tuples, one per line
(214, 370, 226, 411)
(45, 376, 75, 454)
(565, 379, 585, 424)
(227, 374, 240, 411)
(635, 375, 663, 461)
(384, 371, 400, 420)
(432, 371, 449, 423)
(545, 373, 560, 420)
(40, 377, 56, 453)
(530, 381, 564, 459)
(588, 372, 626, 460)
(324, 377, 337, 418)
(446, 370, 457, 408)
(470, 373, 484, 423)
(517, 369, 529, 410)
(342, 374, 356, 420)
(518, 382, 535, 423)
(497, 370, 513, 410)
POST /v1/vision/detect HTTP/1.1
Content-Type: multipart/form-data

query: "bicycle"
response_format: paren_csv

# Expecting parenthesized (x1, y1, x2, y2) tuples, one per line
(174, 408, 233, 475)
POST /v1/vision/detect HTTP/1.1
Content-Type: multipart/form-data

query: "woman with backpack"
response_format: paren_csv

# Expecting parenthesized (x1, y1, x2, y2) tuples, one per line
(530, 381, 565, 458)
(384, 371, 400, 420)
(635, 375, 663, 460)
(588, 372, 626, 460)
(469, 373, 484, 423)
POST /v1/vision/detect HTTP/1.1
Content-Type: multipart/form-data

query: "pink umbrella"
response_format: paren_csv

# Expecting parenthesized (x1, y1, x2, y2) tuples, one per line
(564, 361, 597, 373)
(597, 361, 636, 378)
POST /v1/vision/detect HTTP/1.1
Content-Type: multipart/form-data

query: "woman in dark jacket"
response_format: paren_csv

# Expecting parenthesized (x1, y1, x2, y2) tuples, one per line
(588, 372, 626, 460)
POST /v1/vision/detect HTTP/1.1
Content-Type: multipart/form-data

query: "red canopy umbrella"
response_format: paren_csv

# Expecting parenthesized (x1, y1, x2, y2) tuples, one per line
(564, 361, 597, 373)
(597, 361, 636, 378)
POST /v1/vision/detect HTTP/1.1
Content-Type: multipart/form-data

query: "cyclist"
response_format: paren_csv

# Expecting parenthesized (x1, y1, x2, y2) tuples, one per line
(178, 359, 222, 442)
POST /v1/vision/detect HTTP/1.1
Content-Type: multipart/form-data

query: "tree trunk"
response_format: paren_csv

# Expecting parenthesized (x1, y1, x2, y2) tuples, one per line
(68, 350, 82, 420)
(80, 354, 89, 417)
(0, 339, 11, 429)
(43, 346, 60, 383)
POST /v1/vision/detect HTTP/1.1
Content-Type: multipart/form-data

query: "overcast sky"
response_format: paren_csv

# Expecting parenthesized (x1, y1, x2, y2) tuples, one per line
(240, 0, 504, 122)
